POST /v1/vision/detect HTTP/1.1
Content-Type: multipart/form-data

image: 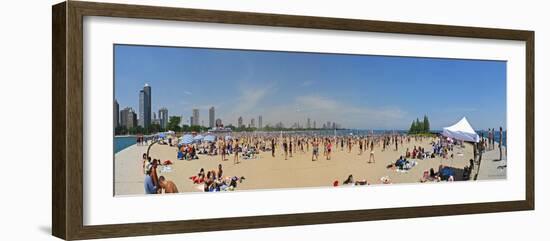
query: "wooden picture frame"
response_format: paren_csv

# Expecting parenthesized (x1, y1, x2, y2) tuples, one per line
(52, 1, 534, 240)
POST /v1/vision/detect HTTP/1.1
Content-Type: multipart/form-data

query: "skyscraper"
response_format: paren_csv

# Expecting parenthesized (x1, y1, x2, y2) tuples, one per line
(307, 118, 311, 129)
(250, 118, 255, 128)
(158, 108, 168, 129)
(120, 108, 128, 128)
(192, 109, 199, 126)
(238, 116, 243, 128)
(258, 115, 263, 129)
(120, 107, 137, 129)
(313, 120, 316, 129)
(114, 99, 119, 128)
(209, 106, 215, 128)
(138, 84, 152, 128)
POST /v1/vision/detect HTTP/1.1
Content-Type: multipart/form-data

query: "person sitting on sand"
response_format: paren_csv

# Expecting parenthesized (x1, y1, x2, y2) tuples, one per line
(159, 176, 179, 193)
(189, 168, 206, 184)
(343, 174, 354, 185)
(144, 168, 157, 194)
(142, 153, 149, 174)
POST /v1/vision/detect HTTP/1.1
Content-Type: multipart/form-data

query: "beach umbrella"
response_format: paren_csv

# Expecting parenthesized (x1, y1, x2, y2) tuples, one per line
(193, 135, 204, 142)
(204, 135, 216, 142)
(179, 134, 194, 145)
(158, 133, 166, 139)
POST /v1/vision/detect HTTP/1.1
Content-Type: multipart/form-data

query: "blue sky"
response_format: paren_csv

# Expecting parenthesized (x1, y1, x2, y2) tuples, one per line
(114, 44, 506, 130)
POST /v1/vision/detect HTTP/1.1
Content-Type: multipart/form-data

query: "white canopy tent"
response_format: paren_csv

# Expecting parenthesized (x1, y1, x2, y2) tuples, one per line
(441, 117, 480, 143)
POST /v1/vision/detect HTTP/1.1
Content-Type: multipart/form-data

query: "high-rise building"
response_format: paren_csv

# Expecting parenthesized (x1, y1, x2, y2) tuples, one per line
(120, 107, 137, 129)
(209, 106, 215, 128)
(313, 120, 316, 129)
(307, 118, 311, 129)
(138, 84, 152, 128)
(158, 108, 168, 129)
(189, 116, 194, 126)
(258, 115, 263, 129)
(114, 99, 119, 128)
(192, 109, 199, 126)
(215, 118, 222, 127)
(120, 108, 128, 128)
(326, 121, 331, 129)
(238, 116, 243, 128)
(250, 118, 255, 128)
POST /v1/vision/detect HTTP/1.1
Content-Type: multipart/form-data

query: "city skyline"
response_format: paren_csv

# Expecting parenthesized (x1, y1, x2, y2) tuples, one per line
(114, 44, 507, 130)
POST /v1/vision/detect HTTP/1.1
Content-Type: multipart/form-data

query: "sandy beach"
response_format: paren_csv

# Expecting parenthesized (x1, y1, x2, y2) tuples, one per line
(115, 135, 507, 195)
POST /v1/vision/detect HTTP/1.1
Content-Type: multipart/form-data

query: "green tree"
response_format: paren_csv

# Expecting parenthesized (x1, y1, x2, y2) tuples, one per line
(167, 116, 182, 132)
(423, 115, 430, 133)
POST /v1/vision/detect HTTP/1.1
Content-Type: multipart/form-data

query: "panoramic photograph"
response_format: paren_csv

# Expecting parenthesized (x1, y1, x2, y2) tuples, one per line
(113, 44, 507, 196)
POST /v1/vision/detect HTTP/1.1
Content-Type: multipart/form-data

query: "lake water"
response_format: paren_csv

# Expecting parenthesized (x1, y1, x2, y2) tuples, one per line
(114, 136, 136, 153)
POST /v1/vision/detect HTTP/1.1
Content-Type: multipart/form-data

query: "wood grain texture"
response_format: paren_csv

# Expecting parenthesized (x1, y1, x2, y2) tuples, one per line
(51, 1, 535, 240)
(52, 2, 67, 240)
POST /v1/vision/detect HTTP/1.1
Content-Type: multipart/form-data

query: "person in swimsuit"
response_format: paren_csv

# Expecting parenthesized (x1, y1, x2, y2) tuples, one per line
(158, 176, 179, 193)
(359, 138, 363, 155)
(289, 138, 293, 158)
(283, 139, 288, 160)
(326, 139, 332, 160)
(369, 141, 375, 163)
(312, 138, 319, 161)
(271, 138, 276, 157)
(233, 139, 240, 164)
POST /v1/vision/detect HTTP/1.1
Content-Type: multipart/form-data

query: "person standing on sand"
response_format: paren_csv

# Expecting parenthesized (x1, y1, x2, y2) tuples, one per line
(221, 140, 227, 161)
(312, 138, 319, 161)
(158, 176, 179, 193)
(289, 138, 293, 158)
(283, 138, 288, 160)
(369, 141, 375, 163)
(234, 139, 240, 164)
(271, 138, 276, 157)
(492, 128, 495, 149)
(359, 138, 363, 155)
(326, 140, 332, 160)
(499, 126, 503, 160)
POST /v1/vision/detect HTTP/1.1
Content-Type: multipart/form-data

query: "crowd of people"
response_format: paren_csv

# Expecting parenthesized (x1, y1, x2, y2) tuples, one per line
(188, 164, 246, 192)
(139, 130, 489, 194)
